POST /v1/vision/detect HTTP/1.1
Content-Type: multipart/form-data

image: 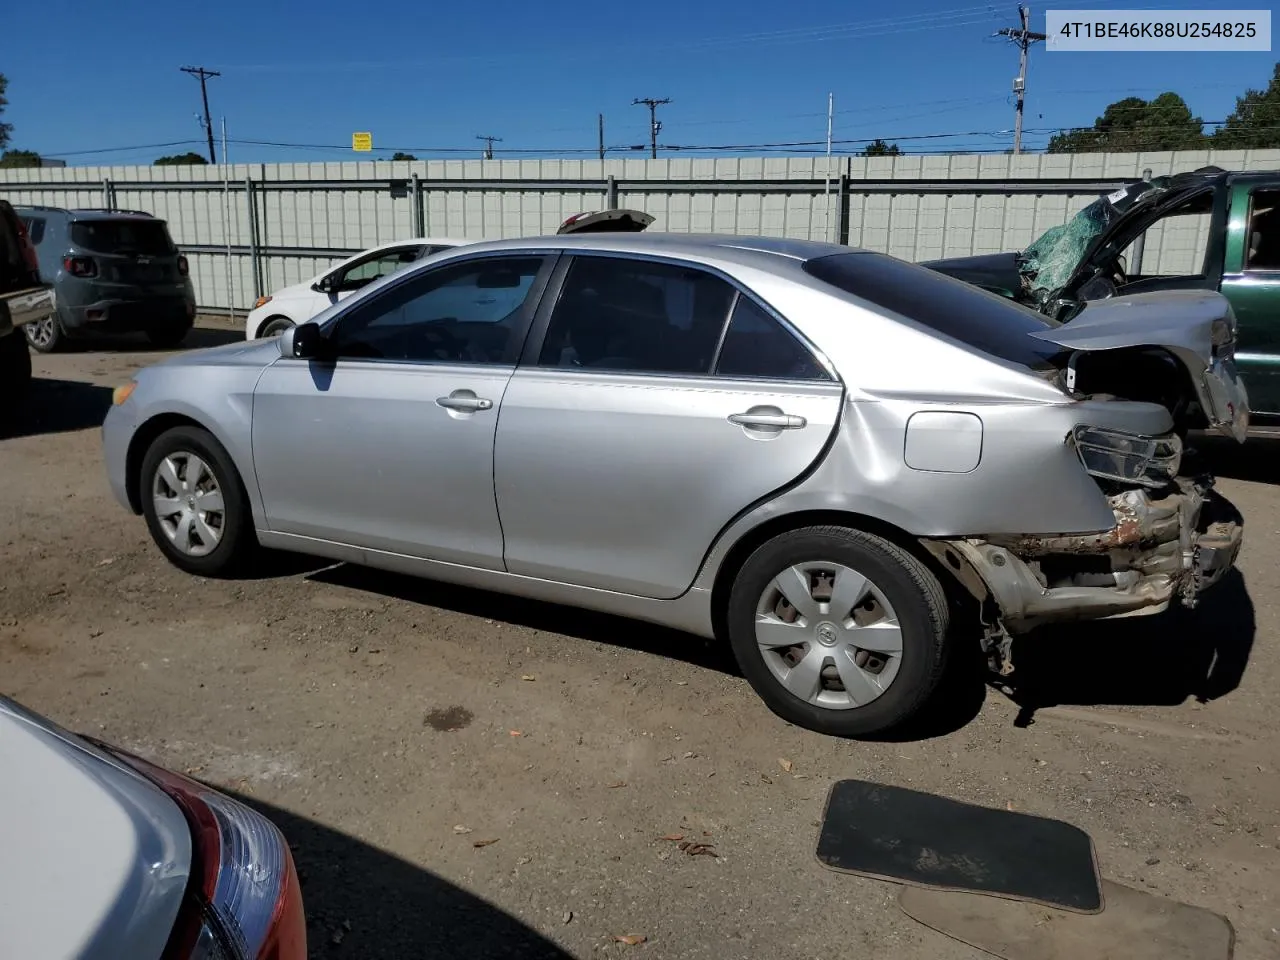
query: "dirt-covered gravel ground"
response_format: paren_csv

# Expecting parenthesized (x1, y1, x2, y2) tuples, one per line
(2, 316, 1277, 959)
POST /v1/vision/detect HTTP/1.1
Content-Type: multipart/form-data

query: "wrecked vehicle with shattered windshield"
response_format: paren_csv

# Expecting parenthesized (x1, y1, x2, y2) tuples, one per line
(926, 167, 1280, 420)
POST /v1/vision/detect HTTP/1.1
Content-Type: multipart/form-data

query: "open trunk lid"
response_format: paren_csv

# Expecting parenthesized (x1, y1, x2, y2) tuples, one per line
(557, 209, 654, 234)
(1031, 289, 1249, 442)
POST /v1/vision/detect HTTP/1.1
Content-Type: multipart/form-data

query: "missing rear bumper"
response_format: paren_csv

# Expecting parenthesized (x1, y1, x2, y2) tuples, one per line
(922, 477, 1242, 636)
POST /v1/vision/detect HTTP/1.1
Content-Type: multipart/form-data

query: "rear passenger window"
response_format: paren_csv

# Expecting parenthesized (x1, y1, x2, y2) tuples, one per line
(715, 296, 830, 381)
(538, 257, 735, 375)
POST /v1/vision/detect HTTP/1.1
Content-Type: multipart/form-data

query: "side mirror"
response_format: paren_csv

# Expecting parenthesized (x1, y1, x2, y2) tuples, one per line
(312, 274, 336, 294)
(287, 321, 325, 360)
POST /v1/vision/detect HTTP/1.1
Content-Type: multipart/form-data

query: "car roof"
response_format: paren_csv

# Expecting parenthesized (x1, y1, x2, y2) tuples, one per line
(13, 206, 161, 222)
(438, 232, 864, 272)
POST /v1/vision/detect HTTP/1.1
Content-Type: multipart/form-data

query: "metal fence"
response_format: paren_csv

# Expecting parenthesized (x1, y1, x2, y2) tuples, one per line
(3, 148, 1278, 310)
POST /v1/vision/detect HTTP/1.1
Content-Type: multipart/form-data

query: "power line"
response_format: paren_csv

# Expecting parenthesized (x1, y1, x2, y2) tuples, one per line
(633, 98, 671, 159)
(994, 5, 1046, 154)
(180, 66, 222, 163)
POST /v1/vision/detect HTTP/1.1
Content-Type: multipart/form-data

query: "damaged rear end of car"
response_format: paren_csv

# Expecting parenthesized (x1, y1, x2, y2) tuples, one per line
(919, 288, 1247, 674)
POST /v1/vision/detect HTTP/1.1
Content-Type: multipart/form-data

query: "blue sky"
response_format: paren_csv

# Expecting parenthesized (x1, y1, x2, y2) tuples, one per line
(3, 1, 1276, 164)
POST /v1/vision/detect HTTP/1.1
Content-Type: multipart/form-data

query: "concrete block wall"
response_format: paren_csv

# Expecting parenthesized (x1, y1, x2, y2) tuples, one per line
(3, 149, 1278, 309)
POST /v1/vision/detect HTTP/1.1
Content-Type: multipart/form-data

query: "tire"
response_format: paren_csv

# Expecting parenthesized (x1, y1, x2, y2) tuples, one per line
(139, 425, 257, 577)
(23, 312, 63, 353)
(258, 316, 295, 338)
(726, 525, 950, 738)
(0, 330, 32, 407)
(146, 322, 193, 349)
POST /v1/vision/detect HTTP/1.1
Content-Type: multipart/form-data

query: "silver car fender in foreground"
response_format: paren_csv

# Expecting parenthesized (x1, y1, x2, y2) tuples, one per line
(101, 234, 1246, 737)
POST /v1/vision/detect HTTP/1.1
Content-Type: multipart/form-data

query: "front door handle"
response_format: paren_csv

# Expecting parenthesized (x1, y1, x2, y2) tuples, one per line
(436, 394, 493, 412)
(728, 411, 807, 430)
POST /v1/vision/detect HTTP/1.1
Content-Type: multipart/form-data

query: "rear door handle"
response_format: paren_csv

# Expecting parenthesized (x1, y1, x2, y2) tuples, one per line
(436, 394, 493, 412)
(728, 412, 807, 430)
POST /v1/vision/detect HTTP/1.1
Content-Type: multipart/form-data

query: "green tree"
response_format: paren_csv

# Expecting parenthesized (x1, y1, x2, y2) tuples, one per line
(1213, 62, 1280, 149)
(0, 149, 41, 168)
(155, 152, 208, 165)
(859, 139, 901, 157)
(0, 73, 11, 151)
(1048, 93, 1204, 153)
(390, 151, 417, 161)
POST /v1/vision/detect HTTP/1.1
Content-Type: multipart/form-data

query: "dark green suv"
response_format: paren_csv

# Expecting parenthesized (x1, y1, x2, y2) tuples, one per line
(926, 168, 1280, 422)
(15, 206, 196, 352)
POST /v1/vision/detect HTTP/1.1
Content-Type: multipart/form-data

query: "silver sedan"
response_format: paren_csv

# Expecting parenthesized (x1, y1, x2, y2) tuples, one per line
(102, 233, 1247, 737)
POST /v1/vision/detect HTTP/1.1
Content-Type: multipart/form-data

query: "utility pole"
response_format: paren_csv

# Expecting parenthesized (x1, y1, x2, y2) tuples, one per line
(180, 66, 221, 164)
(632, 98, 670, 159)
(598, 113, 605, 161)
(996, 6, 1045, 154)
(476, 134, 502, 160)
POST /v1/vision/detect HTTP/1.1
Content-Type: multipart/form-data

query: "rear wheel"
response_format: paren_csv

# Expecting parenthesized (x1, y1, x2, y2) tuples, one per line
(23, 313, 62, 353)
(258, 316, 295, 338)
(139, 425, 256, 577)
(726, 525, 950, 737)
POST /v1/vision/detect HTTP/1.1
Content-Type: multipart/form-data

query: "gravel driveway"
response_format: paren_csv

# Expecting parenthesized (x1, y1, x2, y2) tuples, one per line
(2, 317, 1277, 959)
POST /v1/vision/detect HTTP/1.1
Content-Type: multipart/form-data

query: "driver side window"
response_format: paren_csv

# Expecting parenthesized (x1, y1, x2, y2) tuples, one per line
(328, 256, 547, 364)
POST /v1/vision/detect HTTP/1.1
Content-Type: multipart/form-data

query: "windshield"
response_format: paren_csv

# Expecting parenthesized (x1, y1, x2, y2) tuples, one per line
(70, 219, 176, 255)
(802, 252, 1067, 371)
(1020, 181, 1166, 298)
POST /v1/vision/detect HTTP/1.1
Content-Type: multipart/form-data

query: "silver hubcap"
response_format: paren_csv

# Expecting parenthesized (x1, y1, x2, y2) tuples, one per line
(27, 315, 55, 347)
(152, 452, 225, 557)
(262, 319, 294, 337)
(755, 562, 903, 710)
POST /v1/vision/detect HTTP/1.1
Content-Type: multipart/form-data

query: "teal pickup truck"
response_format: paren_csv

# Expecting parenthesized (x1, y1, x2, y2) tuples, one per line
(926, 167, 1280, 421)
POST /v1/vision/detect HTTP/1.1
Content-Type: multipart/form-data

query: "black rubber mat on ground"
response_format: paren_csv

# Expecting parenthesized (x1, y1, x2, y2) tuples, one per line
(815, 780, 1103, 913)
(899, 880, 1234, 960)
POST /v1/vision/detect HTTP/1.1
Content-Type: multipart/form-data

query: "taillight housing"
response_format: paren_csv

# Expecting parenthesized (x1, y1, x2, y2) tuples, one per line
(63, 255, 97, 278)
(92, 746, 307, 960)
(178, 255, 190, 277)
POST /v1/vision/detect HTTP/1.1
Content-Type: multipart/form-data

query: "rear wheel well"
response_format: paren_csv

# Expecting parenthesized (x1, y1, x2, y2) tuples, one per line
(124, 413, 207, 513)
(708, 510, 971, 643)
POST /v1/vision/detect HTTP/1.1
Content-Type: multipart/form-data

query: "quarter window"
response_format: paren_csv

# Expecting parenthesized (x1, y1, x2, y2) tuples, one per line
(1245, 190, 1280, 271)
(22, 217, 46, 245)
(538, 257, 736, 375)
(327, 256, 545, 364)
(715, 296, 830, 380)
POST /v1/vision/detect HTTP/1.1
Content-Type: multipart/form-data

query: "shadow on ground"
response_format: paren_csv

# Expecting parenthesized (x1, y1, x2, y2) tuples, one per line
(307, 563, 987, 741)
(0, 378, 113, 439)
(225, 792, 572, 960)
(1003, 569, 1256, 727)
(308, 564, 736, 676)
(68, 324, 245, 352)
(1186, 434, 1279, 485)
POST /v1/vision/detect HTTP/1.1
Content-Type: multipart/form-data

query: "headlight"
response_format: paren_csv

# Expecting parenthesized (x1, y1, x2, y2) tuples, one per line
(1072, 426, 1181, 488)
(253, 295, 272, 309)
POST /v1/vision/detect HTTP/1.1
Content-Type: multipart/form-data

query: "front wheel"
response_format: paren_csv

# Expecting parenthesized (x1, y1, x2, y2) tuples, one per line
(726, 525, 950, 738)
(139, 425, 257, 577)
(258, 316, 295, 338)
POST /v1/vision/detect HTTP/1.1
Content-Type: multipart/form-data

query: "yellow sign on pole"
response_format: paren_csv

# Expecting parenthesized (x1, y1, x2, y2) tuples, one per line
(352, 132, 373, 152)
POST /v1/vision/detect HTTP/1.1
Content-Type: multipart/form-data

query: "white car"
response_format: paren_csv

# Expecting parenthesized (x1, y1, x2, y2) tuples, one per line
(244, 236, 469, 339)
(0, 694, 306, 959)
